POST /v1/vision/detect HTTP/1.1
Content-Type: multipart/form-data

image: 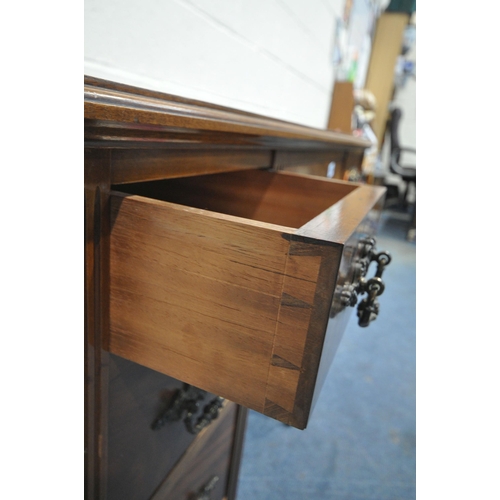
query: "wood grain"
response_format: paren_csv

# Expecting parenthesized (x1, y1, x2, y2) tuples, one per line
(85, 76, 370, 151)
(110, 148, 273, 185)
(110, 191, 291, 411)
(85, 75, 385, 497)
(115, 169, 357, 230)
(109, 170, 384, 428)
(297, 183, 386, 244)
(84, 149, 111, 499)
(264, 239, 342, 427)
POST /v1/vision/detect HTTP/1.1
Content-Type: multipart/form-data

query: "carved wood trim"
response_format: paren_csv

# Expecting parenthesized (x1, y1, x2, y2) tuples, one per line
(85, 76, 370, 151)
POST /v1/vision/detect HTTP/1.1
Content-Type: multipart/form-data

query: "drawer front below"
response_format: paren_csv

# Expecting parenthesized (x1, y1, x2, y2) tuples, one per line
(151, 402, 238, 500)
(107, 355, 224, 500)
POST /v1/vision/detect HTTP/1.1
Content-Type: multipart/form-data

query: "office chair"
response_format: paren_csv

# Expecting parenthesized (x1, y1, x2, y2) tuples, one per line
(388, 107, 416, 208)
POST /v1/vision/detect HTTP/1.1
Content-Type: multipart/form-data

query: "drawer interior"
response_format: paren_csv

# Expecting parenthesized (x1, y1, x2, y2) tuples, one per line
(114, 169, 358, 229)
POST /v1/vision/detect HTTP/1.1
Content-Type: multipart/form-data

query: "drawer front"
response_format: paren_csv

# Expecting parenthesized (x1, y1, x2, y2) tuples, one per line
(110, 170, 385, 429)
(151, 402, 238, 500)
(107, 355, 226, 500)
(309, 207, 385, 412)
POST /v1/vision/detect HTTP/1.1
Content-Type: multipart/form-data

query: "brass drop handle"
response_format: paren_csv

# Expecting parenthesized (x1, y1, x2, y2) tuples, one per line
(152, 384, 224, 435)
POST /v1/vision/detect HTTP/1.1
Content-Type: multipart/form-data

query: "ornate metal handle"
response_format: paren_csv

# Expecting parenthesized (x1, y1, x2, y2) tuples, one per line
(152, 384, 225, 435)
(190, 476, 219, 500)
(332, 237, 391, 326)
(354, 237, 391, 327)
(357, 276, 384, 327)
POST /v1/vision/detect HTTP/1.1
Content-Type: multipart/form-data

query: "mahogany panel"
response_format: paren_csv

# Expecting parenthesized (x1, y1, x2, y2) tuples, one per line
(110, 148, 272, 185)
(84, 148, 111, 500)
(107, 355, 210, 500)
(308, 198, 385, 414)
(84, 76, 370, 151)
(115, 169, 357, 230)
(84, 75, 381, 498)
(109, 170, 385, 428)
(151, 402, 238, 500)
(109, 191, 291, 413)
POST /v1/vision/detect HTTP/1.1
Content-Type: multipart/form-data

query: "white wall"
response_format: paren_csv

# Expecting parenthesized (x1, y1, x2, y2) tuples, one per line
(85, 0, 347, 128)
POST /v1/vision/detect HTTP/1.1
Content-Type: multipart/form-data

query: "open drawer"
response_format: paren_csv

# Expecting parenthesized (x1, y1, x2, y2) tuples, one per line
(109, 169, 386, 429)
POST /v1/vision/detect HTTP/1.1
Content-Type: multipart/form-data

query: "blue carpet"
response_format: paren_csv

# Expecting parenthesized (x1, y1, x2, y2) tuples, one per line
(236, 210, 416, 500)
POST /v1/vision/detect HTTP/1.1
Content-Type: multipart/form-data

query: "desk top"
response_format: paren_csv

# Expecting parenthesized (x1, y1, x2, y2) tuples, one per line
(85, 76, 371, 151)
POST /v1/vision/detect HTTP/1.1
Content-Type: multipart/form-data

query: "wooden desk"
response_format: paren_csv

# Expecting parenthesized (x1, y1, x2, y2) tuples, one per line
(85, 76, 386, 499)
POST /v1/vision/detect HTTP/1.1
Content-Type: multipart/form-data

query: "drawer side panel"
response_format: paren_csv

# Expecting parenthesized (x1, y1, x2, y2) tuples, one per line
(110, 194, 290, 412)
